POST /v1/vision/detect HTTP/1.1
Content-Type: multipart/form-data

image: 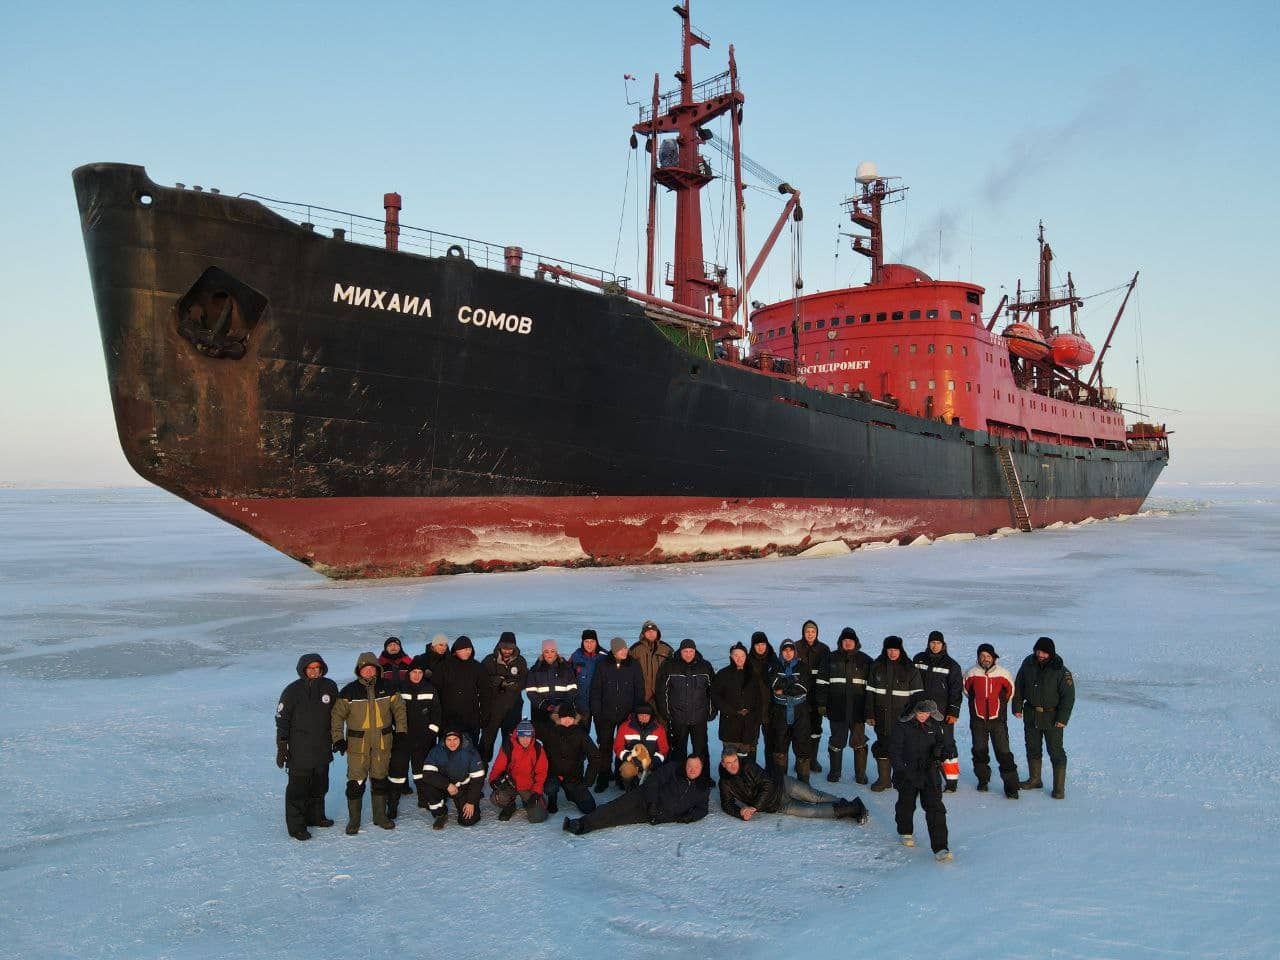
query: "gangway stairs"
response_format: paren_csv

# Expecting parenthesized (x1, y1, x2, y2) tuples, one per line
(996, 446, 1034, 532)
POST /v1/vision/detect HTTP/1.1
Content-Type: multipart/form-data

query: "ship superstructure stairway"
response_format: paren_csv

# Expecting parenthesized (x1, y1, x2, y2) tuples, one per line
(995, 446, 1034, 532)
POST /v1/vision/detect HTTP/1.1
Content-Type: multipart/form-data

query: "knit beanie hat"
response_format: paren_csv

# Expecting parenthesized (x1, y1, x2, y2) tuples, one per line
(514, 720, 535, 739)
(610, 636, 628, 655)
(977, 643, 998, 660)
(678, 638, 697, 652)
(779, 638, 796, 652)
(838, 627, 859, 648)
(1034, 636, 1056, 656)
(452, 635, 474, 654)
(751, 630, 769, 647)
(928, 630, 945, 645)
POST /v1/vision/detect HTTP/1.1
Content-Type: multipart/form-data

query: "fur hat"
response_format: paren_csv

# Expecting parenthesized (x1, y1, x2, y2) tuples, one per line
(581, 628, 598, 643)
(910, 699, 945, 721)
(497, 631, 517, 650)
(881, 635, 905, 653)
(1034, 636, 1057, 656)
(634, 702, 655, 719)
(750, 630, 769, 647)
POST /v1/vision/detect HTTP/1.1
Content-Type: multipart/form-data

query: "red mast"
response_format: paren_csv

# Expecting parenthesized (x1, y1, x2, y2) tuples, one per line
(633, 1, 743, 314)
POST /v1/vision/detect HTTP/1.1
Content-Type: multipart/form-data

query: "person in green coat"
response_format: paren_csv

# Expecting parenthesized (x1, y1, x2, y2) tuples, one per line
(331, 652, 408, 833)
(1012, 636, 1075, 799)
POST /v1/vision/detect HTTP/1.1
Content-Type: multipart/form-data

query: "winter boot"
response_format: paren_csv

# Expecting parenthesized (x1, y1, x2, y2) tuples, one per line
(809, 752, 823, 774)
(1019, 758, 1043, 790)
(826, 748, 843, 783)
(371, 794, 395, 830)
(546, 792, 559, 815)
(1051, 763, 1066, 800)
(899, 834, 915, 847)
(870, 757, 892, 792)
(386, 795, 400, 822)
(593, 771, 612, 794)
(770, 753, 789, 779)
(853, 746, 869, 785)
(289, 828, 312, 841)
(945, 780, 958, 793)
(308, 801, 334, 828)
(345, 796, 362, 836)
(1004, 783, 1020, 799)
(796, 757, 812, 785)
(498, 804, 517, 822)
(834, 798, 869, 824)
(563, 816, 585, 835)
(976, 780, 990, 792)
(935, 849, 954, 863)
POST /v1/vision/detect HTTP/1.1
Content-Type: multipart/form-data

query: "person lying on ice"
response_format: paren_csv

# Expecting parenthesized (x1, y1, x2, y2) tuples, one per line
(562, 755, 709, 835)
(717, 751, 869, 824)
(487, 720, 548, 823)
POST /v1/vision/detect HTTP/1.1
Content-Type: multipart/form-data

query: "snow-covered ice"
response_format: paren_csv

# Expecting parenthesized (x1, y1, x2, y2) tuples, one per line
(1, 485, 1277, 958)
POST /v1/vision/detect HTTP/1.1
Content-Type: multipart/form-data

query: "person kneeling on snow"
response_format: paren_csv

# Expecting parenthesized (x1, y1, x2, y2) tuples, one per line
(612, 703, 670, 790)
(888, 699, 952, 862)
(563, 756, 709, 835)
(421, 729, 485, 829)
(542, 702, 604, 816)
(488, 720, 549, 823)
(718, 752, 868, 824)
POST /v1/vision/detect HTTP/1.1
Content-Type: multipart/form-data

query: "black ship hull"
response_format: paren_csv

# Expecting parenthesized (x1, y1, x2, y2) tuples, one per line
(74, 164, 1167, 577)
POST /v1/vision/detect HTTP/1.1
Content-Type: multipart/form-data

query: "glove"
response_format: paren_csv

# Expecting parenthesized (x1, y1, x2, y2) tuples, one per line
(736, 708, 750, 717)
(275, 741, 288, 769)
(332, 739, 348, 756)
(946, 716, 958, 725)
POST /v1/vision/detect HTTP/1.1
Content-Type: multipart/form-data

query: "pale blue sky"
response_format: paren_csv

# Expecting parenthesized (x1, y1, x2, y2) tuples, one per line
(2, 0, 1276, 483)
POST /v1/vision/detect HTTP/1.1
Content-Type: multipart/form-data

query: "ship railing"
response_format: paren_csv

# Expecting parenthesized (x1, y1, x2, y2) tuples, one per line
(640, 68, 733, 121)
(238, 193, 620, 289)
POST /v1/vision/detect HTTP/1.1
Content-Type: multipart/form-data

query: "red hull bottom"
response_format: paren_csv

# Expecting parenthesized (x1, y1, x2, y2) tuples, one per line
(196, 495, 1149, 579)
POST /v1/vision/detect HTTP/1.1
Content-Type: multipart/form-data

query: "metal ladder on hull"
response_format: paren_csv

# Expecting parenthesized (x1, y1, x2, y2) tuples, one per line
(995, 446, 1033, 532)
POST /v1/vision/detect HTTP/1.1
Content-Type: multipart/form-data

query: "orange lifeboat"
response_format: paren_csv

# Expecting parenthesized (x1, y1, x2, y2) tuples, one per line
(1049, 333, 1095, 368)
(1001, 323, 1050, 361)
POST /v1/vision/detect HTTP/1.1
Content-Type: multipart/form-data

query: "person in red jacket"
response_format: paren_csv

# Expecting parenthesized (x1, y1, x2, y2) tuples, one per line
(488, 720, 549, 823)
(963, 643, 1018, 798)
(612, 703, 670, 790)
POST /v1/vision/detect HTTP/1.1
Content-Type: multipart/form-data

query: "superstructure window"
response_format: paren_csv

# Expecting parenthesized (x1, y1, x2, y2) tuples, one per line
(829, 348, 836, 361)
(909, 344, 917, 354)
(928, 379, 936, 390)
(892, 344, 900, 355)
(816, 318, 825, 329)
(927, 343, 935, 354)
(778, 327, 786, 337)
(947, 380, 955, 391)
(876, 312, 887, 322)
(892, 311, 904, 321)
(966, 382, 972, 392)
(804, 321, 811, 331)
(909, 309, 921, 320)
(926, 309, 939, 319)
(861, 313, 871, 323)
(858, 381, 865, 391)
(767, 329, 775, 339)
(961, 345, 968, 356)
(950, 310, 962, 319)
(909, 379, 917, 390)
(846, 315, 857, 325)
(966, 291, 981, 304)
(945, 344, 953, 355)
(842, 382, 849, 393)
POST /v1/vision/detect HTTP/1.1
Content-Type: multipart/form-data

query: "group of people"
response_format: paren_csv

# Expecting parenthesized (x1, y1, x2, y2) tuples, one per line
(275, 620, 1076, 864)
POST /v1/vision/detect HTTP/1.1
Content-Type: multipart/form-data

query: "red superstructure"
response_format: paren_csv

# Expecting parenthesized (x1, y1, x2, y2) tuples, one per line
(749, 170, 1141, 450)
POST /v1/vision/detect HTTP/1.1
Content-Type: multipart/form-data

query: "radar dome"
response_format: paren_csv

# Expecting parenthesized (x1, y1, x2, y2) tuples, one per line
(855, 161, 880, 184)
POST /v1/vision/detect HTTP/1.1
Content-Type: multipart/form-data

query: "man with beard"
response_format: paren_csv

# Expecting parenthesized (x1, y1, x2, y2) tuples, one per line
(821, 627, 873, 784)
(630, 619, 673, 704)
(964, 643, 1019, 798)
(479, 632, 528, 762)
(1013, 636, 1075, 799)
(866, 636, 924, 792)
(912, 630, 964, 791)
(276, 653, 340, 840)
(712, 642, 766, 763)
(589, 637, 645, 791)
(330, 652, 408, 835)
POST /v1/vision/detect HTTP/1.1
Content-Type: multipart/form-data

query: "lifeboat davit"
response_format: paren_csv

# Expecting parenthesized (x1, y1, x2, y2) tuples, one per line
(1049, 333, 1095, 368)
(1001, 323, 1050, 361)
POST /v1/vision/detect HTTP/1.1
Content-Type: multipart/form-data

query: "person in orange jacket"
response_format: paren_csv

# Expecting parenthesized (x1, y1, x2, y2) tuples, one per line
(488, 720, 549, 823)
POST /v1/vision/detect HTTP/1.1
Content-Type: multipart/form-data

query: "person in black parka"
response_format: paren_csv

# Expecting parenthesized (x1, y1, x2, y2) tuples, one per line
(542, 703, 605, 815)
(795, 619, 831, 772)
(821, 627, 873, 785)
(655, 639, 716, 779)
(768, 639, 813, 782)
(712, 642, 766, 761)
(1013, 636, 1076, 799)
(479, 632, 528, 762)
(589, 637, 646, 791)
(912, 630, 964, 792)
(888, 698, 951, 860)
(563, 756, 709, 835)
(386, 654, 443, 819)
(747, 631, 780, 766)
(433, 636, 486, 745)
(866, 635, 925, 792)
(276, 653, 341, 840)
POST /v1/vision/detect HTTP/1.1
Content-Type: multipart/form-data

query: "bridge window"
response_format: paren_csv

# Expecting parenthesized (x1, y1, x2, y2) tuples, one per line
(909, 309, 921, 320)
(892, 310, 904, 321)
(858, 381, 866, 391)
(966, 291, 981, 305)
(843, 382, 849, 393)
(829, 348, 836, 361)
(816, 319, 825, 329)
(966, 382, 972, 392)
(950, 310, 962, 319)
(927, 309, 939, 319)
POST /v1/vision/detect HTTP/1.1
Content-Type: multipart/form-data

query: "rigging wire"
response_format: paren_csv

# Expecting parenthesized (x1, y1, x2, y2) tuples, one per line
(612, 143, 633, 275)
